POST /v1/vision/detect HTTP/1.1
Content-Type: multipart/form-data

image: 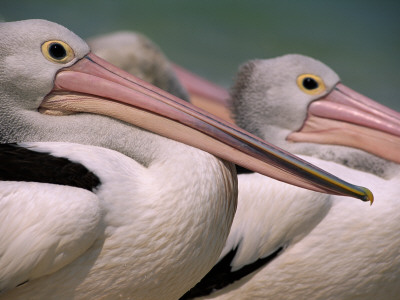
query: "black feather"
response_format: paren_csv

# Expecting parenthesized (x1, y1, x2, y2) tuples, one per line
(235, 164, 254, 174)
(0, 144, 101, 191)
(180, 245, 283, 299)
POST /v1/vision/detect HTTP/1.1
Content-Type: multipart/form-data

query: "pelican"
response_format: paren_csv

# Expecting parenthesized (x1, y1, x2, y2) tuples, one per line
(181, 54, 400, 300)
(0, 21, 371, 300)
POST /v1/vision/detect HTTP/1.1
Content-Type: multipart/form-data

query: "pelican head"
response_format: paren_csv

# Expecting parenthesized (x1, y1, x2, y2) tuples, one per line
(230, 54, 400, 177)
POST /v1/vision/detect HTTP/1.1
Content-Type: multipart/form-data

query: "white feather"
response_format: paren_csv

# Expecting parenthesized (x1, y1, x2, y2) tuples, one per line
(0, 181, 101, 291)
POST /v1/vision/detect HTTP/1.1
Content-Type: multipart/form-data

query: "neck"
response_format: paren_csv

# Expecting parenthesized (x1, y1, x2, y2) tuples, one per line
(293, 143, 398, 179)
(115, 143, 237, 299)
(1, 108, 162, 166)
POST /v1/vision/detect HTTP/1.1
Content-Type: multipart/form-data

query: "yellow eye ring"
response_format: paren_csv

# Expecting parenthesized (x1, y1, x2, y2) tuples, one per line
(41, 40, 75, 64)
(296, 74, 326, 95)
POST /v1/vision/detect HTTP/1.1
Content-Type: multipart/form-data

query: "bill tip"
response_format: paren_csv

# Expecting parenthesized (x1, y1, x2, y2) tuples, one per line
(360, 187, 374, 205)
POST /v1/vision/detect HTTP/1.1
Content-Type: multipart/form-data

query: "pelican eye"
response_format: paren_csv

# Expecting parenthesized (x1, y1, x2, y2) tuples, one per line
(41, 40, 74, 64)
(303, 77, 318, 89)
(296, 74, 326, 95)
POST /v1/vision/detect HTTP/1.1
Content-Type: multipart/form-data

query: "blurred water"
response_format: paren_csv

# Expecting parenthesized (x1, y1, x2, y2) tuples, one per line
(2, 0, 399, 110)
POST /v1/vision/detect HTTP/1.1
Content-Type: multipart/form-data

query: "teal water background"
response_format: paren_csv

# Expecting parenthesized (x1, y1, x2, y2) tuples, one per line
(2, 0, 399, 110)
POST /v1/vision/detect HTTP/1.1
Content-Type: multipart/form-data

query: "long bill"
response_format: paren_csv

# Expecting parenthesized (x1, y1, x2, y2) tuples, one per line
(288, 83, 400, 163)
(39, 53, 373, 203)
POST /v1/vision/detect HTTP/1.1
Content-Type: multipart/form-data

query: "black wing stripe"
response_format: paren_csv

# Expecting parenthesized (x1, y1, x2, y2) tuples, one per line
(180, 245, 283, 299)
(0, 144, 101, 191)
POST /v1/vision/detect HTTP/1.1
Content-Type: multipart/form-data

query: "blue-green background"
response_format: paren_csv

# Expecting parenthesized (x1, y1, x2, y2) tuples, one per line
(2, 0, 399, 110)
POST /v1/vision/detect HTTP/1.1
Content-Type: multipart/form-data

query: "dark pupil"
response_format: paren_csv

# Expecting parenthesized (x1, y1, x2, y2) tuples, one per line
(49, 43, 67, 59)
(302, 77, 318, 90)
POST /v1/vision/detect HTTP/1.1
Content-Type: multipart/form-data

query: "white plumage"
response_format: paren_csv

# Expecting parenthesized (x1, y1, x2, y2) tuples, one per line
(199, 158, 399, 300)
